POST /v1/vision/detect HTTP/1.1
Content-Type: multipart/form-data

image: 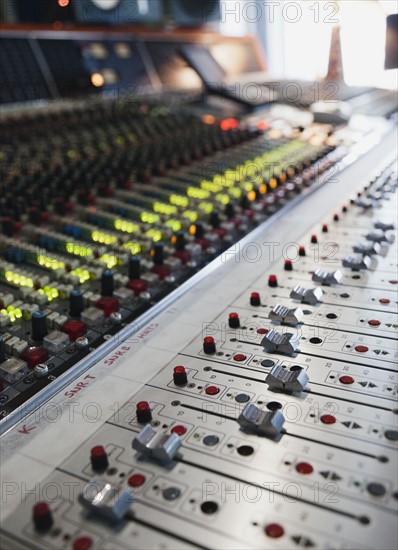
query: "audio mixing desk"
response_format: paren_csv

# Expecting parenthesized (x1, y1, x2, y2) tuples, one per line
(0, 110, 397, 549)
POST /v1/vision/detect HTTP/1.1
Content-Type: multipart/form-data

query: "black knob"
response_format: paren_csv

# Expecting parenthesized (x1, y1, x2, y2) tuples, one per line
(153, 242, 164, 266)
(101, 269, 114, 296)
(194, 222, 204, 239)
(0, 336, 5, 363)
(69, 290, 84, 317)
(128, 256, 141, 280)
(31, 310, 47, 341)
(174, 231, 185, 251)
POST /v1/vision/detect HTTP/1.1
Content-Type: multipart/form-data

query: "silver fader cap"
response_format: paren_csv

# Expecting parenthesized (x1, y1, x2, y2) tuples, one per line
(353, 242, 380, 255)
(79, 477, 133, 522)
(238, 403, 285, 438)
(265, 364, 309, 393)
(261, 330, 300, 356)
(312, 268, 343, 285)
(374, 221, 395, 231)
(268, 304, 304, 326)
(132, 425, 182, 464)
(365, 229, 394, 243)
(342, 255, 371, 270)
(290, 285, 323, 305)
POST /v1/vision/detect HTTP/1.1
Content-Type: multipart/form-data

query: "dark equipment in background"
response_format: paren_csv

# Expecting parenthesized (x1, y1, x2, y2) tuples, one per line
(385, 13, 398, 69)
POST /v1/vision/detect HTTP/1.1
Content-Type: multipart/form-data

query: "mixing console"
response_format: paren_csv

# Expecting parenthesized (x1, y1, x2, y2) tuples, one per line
(0, 97, 344, 419)
(0, 101, 396, 548)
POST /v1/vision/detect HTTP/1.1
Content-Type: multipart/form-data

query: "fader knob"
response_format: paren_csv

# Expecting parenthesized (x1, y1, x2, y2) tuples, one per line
(265, 364, 309, 393)
(32, 502, 53, 532)
(69, 290, 84, 317)
(268, 304, 304, 326)
(374, 221, 395, 231)
(79, 477, 133, 522)
(290, 285, 323, 305)
(31, 310, 47, 341)
(101, 269, 114, 296)
(90, 445, 109, 471)
(312, 269, 342, 285)
(238, 403, 285, 439)
(353, 242, 380, 255)
(136, 401, 152, 424)
(173, 366, 188, 386)
(342, 255, 371, 270)
(261, 330, 300, 356)
(132, 425, 182, 464)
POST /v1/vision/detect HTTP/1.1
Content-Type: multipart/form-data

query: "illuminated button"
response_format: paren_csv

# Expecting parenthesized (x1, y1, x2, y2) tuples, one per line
(173, 366, 188, 386)
(32, 502, 53, 531)
(127, 279, 148, 295)
(20, 347, 49, 369)
(265, 523, 284, 538)
(96, 296, 119, 317)
(136, 401, 152, 424)
(299, 246, 306, 256)
(339, 375, 354, 385)
(379, 298, 390, 304)
(295, 462, 313, 474)
(284, 260, 293, 271)
(355, 345, 368, 353)
(205, 385, 220, 395)
(268, 275, 278, 288)
(257, 328, 268, 334)
(368, 319, 381, 326)
(171, 425, 187, 436)
(250, 292, 261, 306)
(73, 537, 93, 550)
(90, 446, 109, 471)
(233, 353, 246, 362)
(311, 234, 318, 244)
(62, 320, 87, 341)
(203, 336, 216, 354)
(320, 414, 336, 424)
(228, 312, 240, 328)
(128, 473, 146, 487)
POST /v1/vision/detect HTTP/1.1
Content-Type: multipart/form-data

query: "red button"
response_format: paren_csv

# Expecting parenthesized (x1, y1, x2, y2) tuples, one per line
(339, 375, 354, 385)
(151, 265, 170, 280)
(265, 523, 284, 538)
(127, 279, 148, 295)
(73, 536, 93, 550)
(321, 414, 336, 424)
(295, 462, 313, 474)
(268, 274, 278, 287)
(355, 345, 368, 353)
(233, 353, 247, 362)
(368, 319, 381, 326)
(128, 473, 146, 487)
(205, 385, 220, 395)
(171, 425, 187, 436)
(257, 328, 268, 334)
(389, 280, 398, 284)
(62, 320, 86, 341)
(379, 298, 390, 304)
(96, 296, 119, 317)
(20, 347, 49, 369)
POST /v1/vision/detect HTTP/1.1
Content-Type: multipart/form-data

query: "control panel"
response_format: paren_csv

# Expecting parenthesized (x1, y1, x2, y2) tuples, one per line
(0, 126, 396, 549)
